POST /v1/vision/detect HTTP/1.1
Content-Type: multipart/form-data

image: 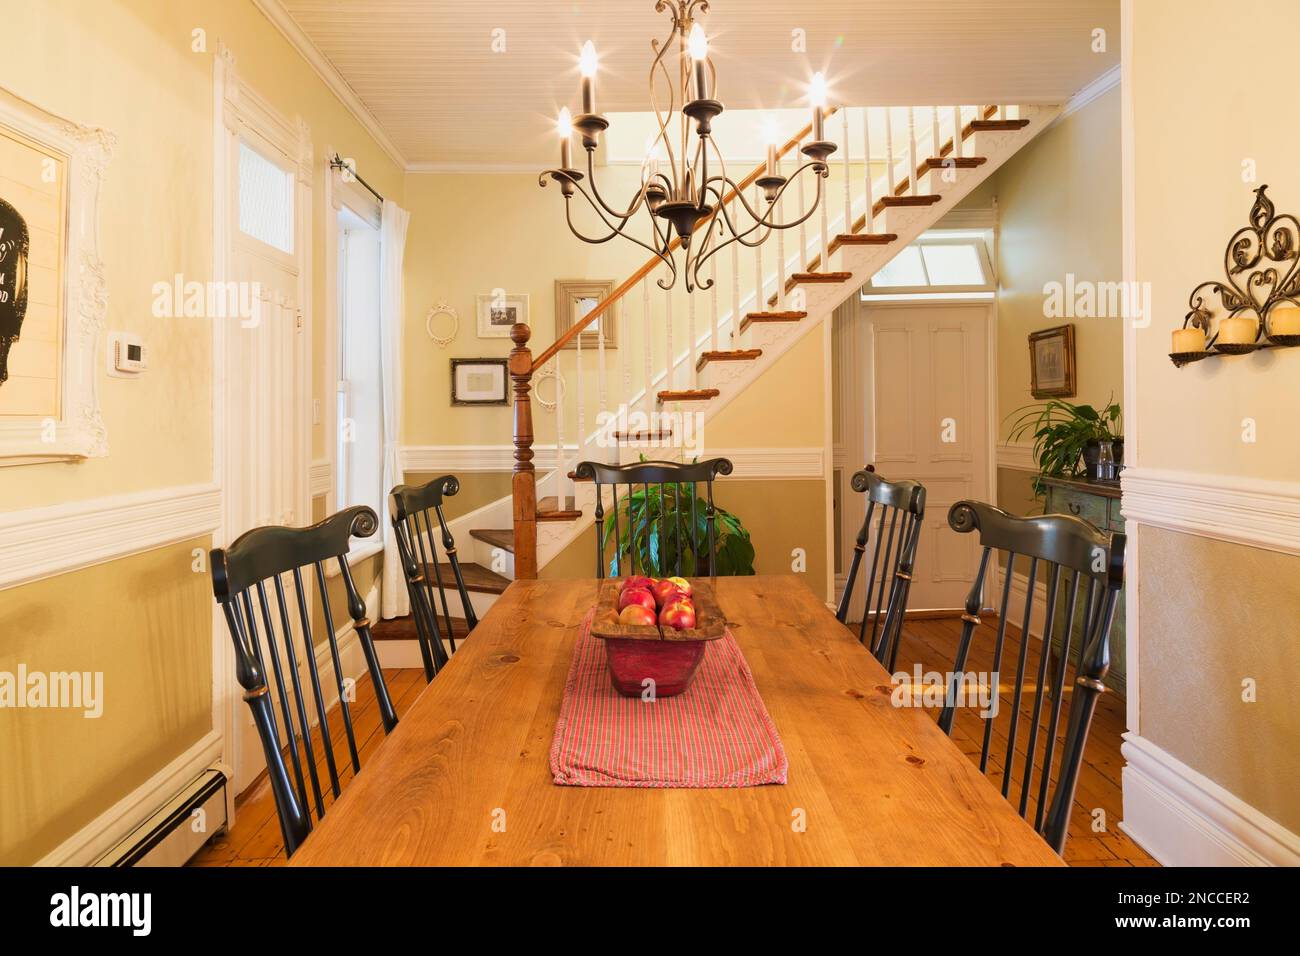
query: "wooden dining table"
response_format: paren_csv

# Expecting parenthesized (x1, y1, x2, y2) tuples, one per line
(290, 575, 1063, 866)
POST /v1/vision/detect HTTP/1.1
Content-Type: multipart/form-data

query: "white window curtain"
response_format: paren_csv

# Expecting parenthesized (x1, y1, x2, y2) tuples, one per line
(379, 199, 410, 619)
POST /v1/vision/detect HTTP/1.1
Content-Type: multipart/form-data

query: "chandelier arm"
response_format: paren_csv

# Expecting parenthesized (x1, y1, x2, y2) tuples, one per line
(560, 179, 651, 247)
(648, 15, 681, 195)
(691, 173, 825, 281)
(583, 145, 652, 221)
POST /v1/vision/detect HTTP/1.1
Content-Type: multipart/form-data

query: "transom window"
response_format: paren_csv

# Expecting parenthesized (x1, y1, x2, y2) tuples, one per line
(863, 231, 994, 296)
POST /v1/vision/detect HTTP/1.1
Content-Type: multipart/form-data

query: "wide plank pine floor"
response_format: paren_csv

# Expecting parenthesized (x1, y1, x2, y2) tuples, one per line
(192, 616, 1155, 867)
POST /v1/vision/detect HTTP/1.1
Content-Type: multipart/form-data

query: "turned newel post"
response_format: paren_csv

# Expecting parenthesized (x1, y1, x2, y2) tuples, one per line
(509, 323, 539, 579)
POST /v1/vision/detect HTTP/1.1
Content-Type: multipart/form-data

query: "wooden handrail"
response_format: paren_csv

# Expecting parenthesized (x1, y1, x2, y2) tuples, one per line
(529, 108, 839, 373)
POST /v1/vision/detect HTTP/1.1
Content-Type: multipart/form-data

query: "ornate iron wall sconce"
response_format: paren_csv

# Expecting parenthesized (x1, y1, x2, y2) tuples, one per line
(1171, 185, 1300, 367)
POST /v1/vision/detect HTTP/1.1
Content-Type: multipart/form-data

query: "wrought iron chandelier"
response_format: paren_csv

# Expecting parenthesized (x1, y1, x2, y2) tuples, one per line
(540, 0, 835, 292)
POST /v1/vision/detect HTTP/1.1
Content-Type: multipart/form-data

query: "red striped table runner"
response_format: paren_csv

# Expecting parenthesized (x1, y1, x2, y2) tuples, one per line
(550, 610, 788, 788)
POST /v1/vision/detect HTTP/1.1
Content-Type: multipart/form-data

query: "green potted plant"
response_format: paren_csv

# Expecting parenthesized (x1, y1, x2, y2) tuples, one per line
(1004, 398, 1123, 495)
(600, 467, 756, 577)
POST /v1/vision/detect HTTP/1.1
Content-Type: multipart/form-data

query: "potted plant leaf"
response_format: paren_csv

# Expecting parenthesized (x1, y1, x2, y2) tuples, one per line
(1004, 398, 1123, 495)
(599, 466, 756, 577)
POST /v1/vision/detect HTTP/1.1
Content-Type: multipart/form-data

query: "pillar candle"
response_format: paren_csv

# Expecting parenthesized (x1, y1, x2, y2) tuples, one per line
(1217, 316, 1258, 346)
(1268, 304, 1300, 336)
(1171, 326, 1206, 353)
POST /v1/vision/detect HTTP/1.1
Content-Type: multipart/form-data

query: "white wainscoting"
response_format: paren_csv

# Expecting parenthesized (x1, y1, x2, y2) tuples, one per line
(1121, 733, 1300, 867)
(995, 441, 1037, 472)
(399, 445, 825, 479)
(1120, 466, 1300, 558)
(0, 483, 222, 591)
(309, 459, 333, 499)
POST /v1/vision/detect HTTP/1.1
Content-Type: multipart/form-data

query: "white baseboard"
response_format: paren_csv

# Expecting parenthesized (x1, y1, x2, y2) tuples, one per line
(1120, 733, 1300, 867)
(33, 730, 225, 866)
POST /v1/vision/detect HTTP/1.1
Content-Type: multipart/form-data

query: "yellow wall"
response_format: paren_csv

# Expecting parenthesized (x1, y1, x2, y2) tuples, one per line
(1129, 0, 1300, 833)
(0, 0, 403, 863)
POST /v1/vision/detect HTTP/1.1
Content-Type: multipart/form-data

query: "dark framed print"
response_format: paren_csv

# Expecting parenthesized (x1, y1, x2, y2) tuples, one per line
(1028, 324, 1076, 398)
(450, 358, 508, 406)
(554, 278, 616, 349)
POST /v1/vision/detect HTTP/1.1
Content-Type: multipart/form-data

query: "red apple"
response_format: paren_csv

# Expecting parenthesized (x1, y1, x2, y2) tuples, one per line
(617, 587, 656, 613)
(618, 604, 657, 627)
(651, 579, 682, 608)
(665, 576, 693, 596)
(621, 575, 654, 592)
(659, 600, 697, 631)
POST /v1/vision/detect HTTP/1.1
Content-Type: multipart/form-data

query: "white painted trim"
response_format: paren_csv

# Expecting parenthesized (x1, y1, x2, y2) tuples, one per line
(1121, 466, 1300, 558)
(0, 483, 220, 591)
(249, 0, 407, 169)
(310, 458, 332, 499)
(405, 162, 541, 175)
(1120, 733, 1300, 867)
(996, 441, 1037, 472)
(34, 731, 224, 866)
(1119, 0, 1140, 737)
(1057, 64, 1121, 125)
(702, 447, 827, 479)
(400, 443, 576, 474)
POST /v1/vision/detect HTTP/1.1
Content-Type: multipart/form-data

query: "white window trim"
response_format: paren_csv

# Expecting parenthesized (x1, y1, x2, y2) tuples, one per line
(864, 231, 996, 295)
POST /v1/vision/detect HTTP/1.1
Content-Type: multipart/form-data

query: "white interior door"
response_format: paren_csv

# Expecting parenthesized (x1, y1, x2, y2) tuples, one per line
(218, 112, 313, 796)
(836, 300, 991, 616)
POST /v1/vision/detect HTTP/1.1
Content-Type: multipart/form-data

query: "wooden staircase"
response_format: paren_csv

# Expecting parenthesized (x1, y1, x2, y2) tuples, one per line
(435, 104, 1058, 602)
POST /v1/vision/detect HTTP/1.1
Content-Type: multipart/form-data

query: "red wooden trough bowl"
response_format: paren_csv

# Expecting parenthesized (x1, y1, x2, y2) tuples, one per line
(590, 578, 726, 698)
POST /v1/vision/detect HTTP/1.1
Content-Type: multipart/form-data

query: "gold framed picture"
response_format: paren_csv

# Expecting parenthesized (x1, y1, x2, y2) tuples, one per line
(554, 278, 616, 349)
(1028, 324, 1076, 398)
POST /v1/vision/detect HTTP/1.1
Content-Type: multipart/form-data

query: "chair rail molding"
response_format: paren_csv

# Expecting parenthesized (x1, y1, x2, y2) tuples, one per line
(1120, 466, 1300, 558)
(995, 441, 1037, 472)
(1121, 732, 1300, 867)
(401, 444, 578, 474)
(0, 482, 221, 590)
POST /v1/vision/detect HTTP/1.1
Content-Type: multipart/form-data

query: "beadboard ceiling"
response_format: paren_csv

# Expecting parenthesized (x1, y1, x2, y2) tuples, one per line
(269, 0, 1119, 168)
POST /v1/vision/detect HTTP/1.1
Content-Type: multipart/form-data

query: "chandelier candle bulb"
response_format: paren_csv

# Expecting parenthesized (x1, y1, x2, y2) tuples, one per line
(1171, 326, 1206, 353)
(810, 72, 827, 141)
(557, 108, 573, 170)
(1268, 304, 1300, 336)
(579, 41, 597, 114)
(688, 24, 709, 101)
(1218, 315, 1258, 346)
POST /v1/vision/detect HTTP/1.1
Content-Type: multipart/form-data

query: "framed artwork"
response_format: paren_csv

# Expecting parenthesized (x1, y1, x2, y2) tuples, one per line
(0, 86, 112, 464)
(1028, 324, 1076, 398)
(451, 358, 509, 406)
(476, 292, 529, 339)
(554, 278, 617, 349)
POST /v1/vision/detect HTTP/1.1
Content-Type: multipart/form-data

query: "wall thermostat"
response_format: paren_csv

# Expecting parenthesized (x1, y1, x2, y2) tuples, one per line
(107, 332, 147, 377)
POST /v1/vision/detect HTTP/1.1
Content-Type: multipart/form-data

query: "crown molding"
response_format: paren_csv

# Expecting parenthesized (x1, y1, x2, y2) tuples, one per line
(249, 0, 408, 171)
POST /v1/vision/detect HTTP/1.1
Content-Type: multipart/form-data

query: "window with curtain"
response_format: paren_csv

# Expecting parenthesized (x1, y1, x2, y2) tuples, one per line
(335, 206, 384, 519)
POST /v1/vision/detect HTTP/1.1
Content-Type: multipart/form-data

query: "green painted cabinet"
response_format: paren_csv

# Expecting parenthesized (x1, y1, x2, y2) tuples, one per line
(1041, 477, 1127, 698)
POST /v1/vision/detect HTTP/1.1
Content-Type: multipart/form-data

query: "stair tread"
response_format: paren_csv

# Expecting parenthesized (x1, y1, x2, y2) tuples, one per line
(833, 232, 898, 244)
(968, 118, 1030, 132)
(696, 348, 762, 372)
(371, 614, 471, 642)
(923, 156, 987, 169)
(613, 429, 674, 441)
(790, 271, 853, 281)
(878, 194, 942, 207)
(657, 388, 720, 403)
(537, 494, 577, 511)
(744, 310, 806, 320)
(468, 528, 514, 552)
(419, 561, 509, 594)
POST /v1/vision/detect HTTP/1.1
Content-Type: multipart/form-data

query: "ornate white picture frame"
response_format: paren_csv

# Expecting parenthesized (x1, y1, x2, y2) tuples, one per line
(0, 85, 112, 465)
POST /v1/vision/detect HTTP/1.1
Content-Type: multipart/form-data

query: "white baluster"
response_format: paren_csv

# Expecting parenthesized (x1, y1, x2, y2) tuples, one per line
(952, 105, 962, 159)
(555, 354, 567, 499)
(753, 183, 763, 310)
(597, 310, 607, 414)
(576, 331, 585, 471)
(776, 158, 787, 309)
(885, 107, 896, 196)
(688, 288, 697, 387)
(907, 107, 918, 196)
(730, 236, 740, 338)
(863, 107, 874, 234)
(620, 299, 630, 414)
(819, 176, 830, 273)
(642, 277, 652, 415)
(664, 283, 673, 394)
(797, 164, 808, 278)
(710, 254, 718, 354)
(842, 108, 852, 237)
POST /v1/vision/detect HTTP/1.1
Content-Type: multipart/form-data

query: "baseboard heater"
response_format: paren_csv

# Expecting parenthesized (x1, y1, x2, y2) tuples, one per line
(93, 768, 228, 867)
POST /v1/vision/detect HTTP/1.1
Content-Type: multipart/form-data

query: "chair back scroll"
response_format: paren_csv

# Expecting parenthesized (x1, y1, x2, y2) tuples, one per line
(390, 474, 477, 682)
(574, 458, 733, 578)
(835, 468, 926, 669)
(210, 505, 397, 858)
(940, 499, 1125, 855)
